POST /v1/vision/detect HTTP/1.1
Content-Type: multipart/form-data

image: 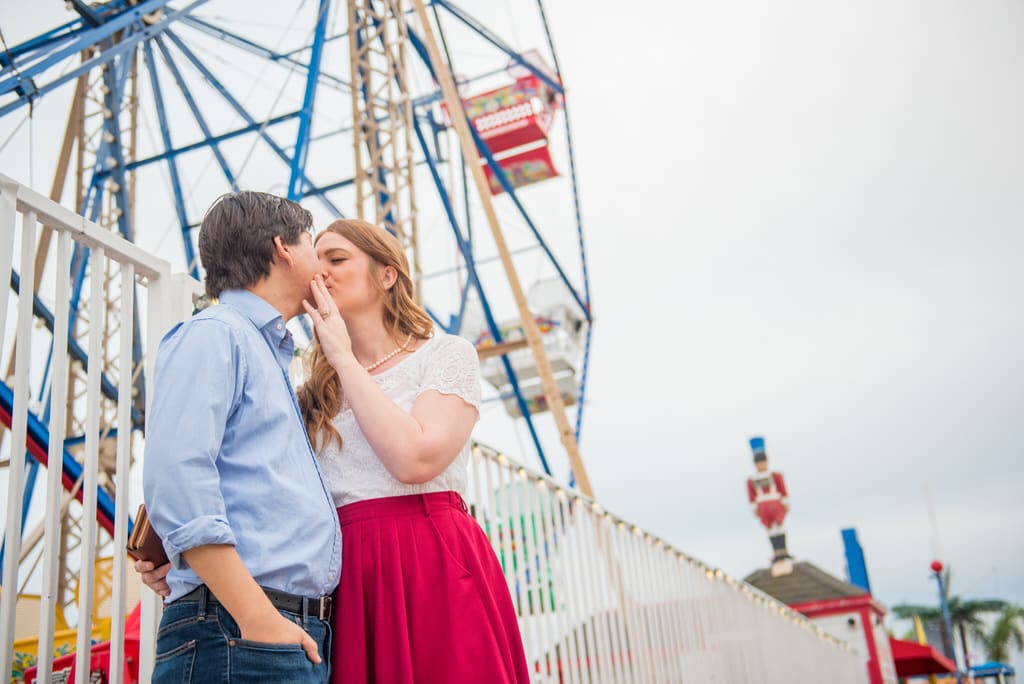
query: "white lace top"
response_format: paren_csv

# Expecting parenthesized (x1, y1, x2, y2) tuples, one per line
(315, 333, 482, 508)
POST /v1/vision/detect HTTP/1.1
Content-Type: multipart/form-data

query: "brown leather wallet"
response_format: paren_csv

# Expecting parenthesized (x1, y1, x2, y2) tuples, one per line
(126, 503, 169, 567)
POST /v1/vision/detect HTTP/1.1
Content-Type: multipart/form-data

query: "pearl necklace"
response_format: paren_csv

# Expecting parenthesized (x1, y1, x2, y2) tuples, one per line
(364, 333, 413, 373)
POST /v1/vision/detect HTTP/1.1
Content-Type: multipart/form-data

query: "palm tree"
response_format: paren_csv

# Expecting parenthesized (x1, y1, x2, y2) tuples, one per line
(981, 605, 1024, 664)
(892, 568, 1006, 665)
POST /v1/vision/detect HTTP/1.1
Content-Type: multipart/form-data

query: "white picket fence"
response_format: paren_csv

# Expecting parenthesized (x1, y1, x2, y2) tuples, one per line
(465, 444, 866, 683)
(0, 174, 198, 683)
(0, 174, 866, 683)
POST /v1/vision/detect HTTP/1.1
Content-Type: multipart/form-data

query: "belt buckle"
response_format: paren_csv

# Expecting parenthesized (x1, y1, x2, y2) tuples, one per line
(318, 596, 332, 621)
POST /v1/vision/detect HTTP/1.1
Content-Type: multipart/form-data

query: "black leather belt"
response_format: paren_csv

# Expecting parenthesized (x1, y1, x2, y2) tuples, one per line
(179, 584, 332, 621)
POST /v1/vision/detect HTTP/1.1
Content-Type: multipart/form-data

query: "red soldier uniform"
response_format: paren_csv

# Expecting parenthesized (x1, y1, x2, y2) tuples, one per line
(747, 469, 789, 530)
(746, 436, 792, 562)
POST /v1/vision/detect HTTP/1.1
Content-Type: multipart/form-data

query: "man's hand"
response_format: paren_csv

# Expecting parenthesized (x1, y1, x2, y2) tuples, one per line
(134, 559, 171, 598)
(182, 545, 323, 664)
(239, 610, 321, 664)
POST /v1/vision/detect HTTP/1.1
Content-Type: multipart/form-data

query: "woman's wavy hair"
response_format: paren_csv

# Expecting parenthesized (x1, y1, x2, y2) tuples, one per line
(297, 219, 433, 451)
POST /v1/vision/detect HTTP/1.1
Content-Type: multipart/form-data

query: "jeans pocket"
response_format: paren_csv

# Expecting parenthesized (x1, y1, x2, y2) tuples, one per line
(157, 602, 205, 639)
(230, 639, 318, 682)
(152, 638, 197, 683)
(233, 639, 305, 652)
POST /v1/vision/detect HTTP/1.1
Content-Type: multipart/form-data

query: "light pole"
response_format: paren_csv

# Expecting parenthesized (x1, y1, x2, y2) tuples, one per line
(931, 559, 962, 684)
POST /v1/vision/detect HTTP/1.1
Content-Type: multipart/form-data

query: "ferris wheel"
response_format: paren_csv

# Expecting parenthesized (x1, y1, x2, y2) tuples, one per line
(0, 0, 594, 656)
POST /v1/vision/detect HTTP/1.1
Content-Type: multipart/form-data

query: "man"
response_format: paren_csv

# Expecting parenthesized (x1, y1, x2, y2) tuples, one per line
(142, 192, 341, 683)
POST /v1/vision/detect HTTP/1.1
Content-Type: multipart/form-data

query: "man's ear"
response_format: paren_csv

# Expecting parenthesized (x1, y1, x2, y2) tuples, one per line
(272, 235, 294, 267)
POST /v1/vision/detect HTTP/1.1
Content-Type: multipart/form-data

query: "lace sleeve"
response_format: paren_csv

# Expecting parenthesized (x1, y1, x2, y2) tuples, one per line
(417, 335, 482, 413)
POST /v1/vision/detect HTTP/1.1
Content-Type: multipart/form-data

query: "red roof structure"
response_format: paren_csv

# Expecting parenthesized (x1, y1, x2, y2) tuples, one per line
(746, 561, 895, 684)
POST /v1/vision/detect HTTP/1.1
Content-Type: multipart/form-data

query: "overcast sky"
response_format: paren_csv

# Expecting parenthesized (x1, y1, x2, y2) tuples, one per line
(2, 0, 1022, 671)
(541, 0, 1024, 668)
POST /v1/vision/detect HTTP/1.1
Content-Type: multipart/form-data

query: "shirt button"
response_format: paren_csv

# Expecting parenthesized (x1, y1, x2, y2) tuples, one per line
(276, 323, 283, 330)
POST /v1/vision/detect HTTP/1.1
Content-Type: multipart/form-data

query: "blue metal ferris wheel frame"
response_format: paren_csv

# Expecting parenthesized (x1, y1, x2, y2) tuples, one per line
(0, 0, 594, 482)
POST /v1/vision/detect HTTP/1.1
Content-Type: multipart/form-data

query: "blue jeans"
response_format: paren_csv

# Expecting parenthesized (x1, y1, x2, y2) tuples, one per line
(153, 589, 331, 683)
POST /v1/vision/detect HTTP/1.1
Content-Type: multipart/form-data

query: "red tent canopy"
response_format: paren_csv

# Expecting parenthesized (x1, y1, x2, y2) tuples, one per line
(24, 603, 142, 683)
(889, 636, 956, 677)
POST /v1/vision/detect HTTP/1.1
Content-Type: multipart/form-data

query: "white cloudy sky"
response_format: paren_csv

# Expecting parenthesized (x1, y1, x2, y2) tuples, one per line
(539, 0, 1024, 668)
(2, 0, 1022, 670)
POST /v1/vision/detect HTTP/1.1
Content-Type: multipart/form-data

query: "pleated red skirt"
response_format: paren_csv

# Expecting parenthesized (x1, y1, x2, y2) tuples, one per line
(331, 491, 530, 684)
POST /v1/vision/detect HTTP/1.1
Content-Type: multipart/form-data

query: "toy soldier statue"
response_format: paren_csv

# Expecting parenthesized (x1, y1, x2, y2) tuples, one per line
(746, 436, 792, 575)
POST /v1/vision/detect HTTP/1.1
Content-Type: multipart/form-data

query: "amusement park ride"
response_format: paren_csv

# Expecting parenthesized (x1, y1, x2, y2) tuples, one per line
(0, 0, 594, 679)
(0, 3, 881, 683)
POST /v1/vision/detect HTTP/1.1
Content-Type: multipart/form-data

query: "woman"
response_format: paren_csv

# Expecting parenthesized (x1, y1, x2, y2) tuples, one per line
(139, 219, 530, 683)
(298, 219, 529, 683)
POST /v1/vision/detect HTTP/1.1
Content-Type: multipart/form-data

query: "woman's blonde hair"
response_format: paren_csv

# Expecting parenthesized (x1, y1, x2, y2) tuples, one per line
(297, 219, 433, 450)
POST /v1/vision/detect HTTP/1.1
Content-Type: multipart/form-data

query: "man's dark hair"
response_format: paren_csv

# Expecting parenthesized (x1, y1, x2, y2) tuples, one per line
(198, 191, 313, 298)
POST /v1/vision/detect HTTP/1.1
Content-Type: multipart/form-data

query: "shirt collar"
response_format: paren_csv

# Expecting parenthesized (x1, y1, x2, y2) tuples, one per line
(219, 289, 289, 344)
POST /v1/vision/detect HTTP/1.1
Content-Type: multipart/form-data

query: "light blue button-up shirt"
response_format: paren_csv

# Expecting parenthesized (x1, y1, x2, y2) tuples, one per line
(144, 289, 341, 602)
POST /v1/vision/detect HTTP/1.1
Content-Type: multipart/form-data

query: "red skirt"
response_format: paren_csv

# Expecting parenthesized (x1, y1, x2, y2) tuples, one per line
(331, 491, 530, 683)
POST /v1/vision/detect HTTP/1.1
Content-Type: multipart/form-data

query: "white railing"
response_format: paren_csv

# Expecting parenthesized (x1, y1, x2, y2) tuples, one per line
(0, 174, 200, 684)
(2, 174, 866, 683)
(466, 443, 868, 683)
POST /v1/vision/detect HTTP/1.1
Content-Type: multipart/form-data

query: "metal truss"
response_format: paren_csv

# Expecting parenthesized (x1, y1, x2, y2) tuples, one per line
(0, 3, 597, 610)
(348, 0, 421, 292)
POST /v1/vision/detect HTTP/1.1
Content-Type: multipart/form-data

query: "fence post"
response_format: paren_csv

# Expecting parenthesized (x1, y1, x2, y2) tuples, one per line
(138, 271, 200, 683)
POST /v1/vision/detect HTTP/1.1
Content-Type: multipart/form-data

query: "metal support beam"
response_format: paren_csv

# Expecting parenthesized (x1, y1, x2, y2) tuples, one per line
(410, 0, 591, 495)
(348, 0, 421, 291)
(179, 15, 351, 91)
(97, 111, 301, 177)
(0, 18, 84, 64)
(153, 36, 239, 191)
(432, 0, 564, 95)
(0, 0, 212, 117)
(289, 0, 331, 201)
(163, 30, 344, 218)
(99, 44, 136, 243)
(142, 41, 198, 277)
(535, 0, 594, 443)
(410, 97, 550, 475)
(470, 127, 589, 320)
(404, 27, 589, 322)
(9, 272, 143, 429)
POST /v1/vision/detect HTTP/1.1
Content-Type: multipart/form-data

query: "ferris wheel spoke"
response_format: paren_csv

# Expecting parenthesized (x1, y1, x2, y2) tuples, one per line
(287, 0, 331, 202)
(432, 0, 562, 95)
(151, 36, 240, 190)
(161, 29, 345, 217)
(141, 40, 198, 276)
(178, 13, 354, 92)
(0, 0, 213, 118)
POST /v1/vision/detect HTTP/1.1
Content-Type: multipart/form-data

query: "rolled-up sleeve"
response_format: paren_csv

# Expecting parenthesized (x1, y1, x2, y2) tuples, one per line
(143, 320, 243, 569)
